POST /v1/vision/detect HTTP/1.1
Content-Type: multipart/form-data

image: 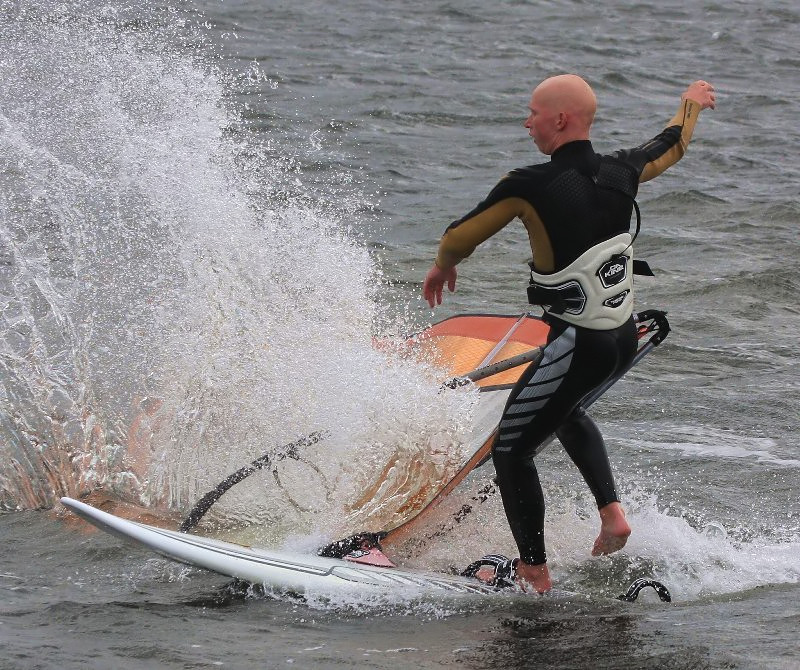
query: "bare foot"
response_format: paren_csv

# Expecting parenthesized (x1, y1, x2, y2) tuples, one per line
(592, 502, 631, 556)
(515, 560, 552, 594)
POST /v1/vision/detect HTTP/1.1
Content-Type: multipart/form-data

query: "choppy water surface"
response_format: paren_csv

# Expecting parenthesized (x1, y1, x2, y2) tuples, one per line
(1, 1, 799, 668)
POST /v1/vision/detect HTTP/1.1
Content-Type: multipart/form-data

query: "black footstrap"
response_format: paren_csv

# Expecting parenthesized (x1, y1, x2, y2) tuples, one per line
(617, 577, 672, 602)
(317, 532, 387, 559)
(461, 554, 518, 589)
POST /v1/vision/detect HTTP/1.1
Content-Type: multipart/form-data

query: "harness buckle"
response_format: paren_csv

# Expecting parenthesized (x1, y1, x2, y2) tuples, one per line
(527, 279, 586, 315)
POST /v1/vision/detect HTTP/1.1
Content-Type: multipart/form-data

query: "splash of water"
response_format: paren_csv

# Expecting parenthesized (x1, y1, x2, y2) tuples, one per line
(0, 1, 478, 529)
(399, 473, 800, 602)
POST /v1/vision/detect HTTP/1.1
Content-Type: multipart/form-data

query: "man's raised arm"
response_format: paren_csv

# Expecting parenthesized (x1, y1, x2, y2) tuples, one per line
(615, 80, 716, 182)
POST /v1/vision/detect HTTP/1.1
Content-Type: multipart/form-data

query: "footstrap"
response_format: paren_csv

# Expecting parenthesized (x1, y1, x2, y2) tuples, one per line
(617, 577, 672, 602)
(317, 532, 387, 559)
(461, 554, 518, 589)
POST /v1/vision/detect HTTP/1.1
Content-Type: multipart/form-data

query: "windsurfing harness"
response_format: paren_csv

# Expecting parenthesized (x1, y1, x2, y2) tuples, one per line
(527, 232, 634, 329)
(525, 155, 655, 330)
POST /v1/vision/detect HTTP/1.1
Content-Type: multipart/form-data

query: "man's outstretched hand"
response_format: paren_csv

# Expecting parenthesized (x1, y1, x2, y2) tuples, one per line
(683, 80, 716, 110)
(422, 264, 457, 308)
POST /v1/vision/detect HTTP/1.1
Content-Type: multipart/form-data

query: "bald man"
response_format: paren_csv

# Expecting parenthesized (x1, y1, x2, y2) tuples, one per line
(423, 75, 716, 593)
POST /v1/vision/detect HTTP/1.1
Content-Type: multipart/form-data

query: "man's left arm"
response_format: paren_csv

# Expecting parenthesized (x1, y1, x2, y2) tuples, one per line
(616, 80, 716, 183)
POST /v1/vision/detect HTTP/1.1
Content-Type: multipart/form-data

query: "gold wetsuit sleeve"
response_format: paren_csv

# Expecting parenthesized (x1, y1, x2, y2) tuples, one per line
(638, 98, 704, 183)
(435, 198, 529, 270)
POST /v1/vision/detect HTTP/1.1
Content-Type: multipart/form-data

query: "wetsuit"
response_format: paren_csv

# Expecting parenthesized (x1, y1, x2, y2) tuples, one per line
(434, 98, 704, 565)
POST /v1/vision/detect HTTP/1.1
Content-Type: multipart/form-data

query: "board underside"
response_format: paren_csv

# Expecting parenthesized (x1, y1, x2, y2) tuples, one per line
(61, 497, 555, 599)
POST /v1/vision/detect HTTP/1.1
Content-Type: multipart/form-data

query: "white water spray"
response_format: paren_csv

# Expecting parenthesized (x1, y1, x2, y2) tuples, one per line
(0, 2, 478, 532)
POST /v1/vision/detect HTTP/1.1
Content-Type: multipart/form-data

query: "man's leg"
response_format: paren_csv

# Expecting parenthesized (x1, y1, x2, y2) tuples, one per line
(557, 410, 631, 555)
(491, 319, 637, 590)
(492, 324, 582, 593)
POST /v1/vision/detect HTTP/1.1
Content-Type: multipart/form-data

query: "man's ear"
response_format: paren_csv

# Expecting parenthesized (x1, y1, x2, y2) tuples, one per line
(556, 112, 567, 130)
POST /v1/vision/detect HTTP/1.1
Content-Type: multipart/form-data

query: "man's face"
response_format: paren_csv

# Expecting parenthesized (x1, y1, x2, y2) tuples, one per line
(524, 90, 559, 155)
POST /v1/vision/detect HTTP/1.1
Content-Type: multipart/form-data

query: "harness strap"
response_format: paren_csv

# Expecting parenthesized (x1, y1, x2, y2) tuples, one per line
(527, 281, 586, 315)
(632, 259, 654, 276)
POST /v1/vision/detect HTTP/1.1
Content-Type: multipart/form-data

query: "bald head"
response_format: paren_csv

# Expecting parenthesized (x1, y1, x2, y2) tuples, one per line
(534, 75, 597, 127)
(524, 74, 597, 155)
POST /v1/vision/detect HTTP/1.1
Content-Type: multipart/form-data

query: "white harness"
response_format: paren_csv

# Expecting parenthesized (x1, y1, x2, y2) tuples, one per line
(527, 233, 634, 330)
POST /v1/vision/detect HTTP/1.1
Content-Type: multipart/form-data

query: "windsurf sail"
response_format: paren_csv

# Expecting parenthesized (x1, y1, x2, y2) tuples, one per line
(179, 310, 670, 555)
(180, 312, 548, 532)
(407, 312, 550, 389)
(322, 309, 670, 557)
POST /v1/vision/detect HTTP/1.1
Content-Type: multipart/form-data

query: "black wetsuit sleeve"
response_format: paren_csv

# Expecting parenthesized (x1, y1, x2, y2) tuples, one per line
(446, 175, 521, 230)
(613, 98, 704, 183)
(434, 176, 530, 269)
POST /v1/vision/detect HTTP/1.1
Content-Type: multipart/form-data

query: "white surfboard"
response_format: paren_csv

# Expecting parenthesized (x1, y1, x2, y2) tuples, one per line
(61, 498, 670, 603)
(61, 497, 523, 598)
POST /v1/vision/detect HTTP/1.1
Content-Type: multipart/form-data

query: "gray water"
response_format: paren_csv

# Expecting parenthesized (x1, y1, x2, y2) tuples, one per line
(1, 0, 799, 668)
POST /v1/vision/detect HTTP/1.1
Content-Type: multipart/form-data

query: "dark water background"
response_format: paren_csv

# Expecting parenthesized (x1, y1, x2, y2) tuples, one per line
(2, 0, 799, 668)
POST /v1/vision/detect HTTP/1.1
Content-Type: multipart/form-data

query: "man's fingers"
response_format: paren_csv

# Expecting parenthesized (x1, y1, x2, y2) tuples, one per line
(422, 264, 456, 308)
(422, 277, 434, 308)
(422, 277, 442, 308)
(425, 286, 438, 308)
(685, 80, 717, 110)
